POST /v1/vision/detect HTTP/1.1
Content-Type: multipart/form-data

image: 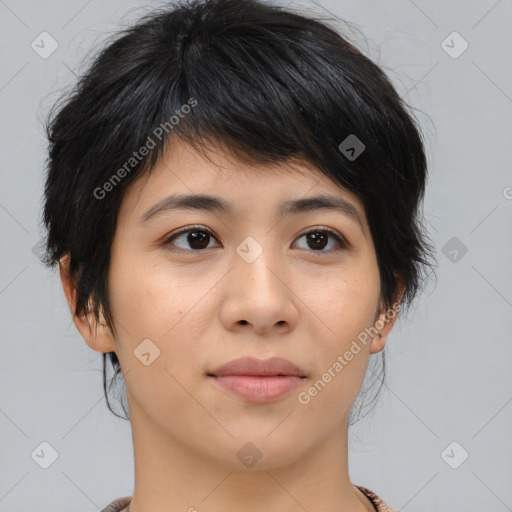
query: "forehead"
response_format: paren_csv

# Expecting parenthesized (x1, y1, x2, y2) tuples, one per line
(118, 137, 366, 228)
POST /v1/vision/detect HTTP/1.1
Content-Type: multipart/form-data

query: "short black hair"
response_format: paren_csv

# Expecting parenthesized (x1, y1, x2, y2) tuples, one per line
(41, 0, 437, 421)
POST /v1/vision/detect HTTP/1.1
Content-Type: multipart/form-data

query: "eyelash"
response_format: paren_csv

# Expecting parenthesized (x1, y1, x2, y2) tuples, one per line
(161, 225, 348, 254)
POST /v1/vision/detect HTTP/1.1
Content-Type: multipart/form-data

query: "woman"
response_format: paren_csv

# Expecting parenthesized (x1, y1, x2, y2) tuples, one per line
(41, 0, 436, 510)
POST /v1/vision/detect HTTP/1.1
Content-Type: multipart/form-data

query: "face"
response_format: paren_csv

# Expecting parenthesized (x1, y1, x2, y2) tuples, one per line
(65, 137, 397, 471)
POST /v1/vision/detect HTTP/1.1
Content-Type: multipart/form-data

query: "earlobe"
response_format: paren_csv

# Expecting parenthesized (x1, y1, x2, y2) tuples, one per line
(369, 295, 404, 354)
(369, 323, 387, 354)
(369, 312, 395, 354)
(58, 254, 117, 354)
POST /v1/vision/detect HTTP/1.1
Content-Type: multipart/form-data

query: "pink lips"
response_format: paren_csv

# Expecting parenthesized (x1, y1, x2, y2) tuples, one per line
(208, 356, 306, 403)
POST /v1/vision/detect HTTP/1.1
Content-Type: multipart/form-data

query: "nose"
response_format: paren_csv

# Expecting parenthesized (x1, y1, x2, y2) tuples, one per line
(219, 243, 299, 336)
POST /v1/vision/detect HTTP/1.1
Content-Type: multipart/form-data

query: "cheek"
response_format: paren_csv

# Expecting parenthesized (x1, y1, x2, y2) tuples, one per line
(107, 257, 210, 420)
(107, 253, 212, 369)
(300, 264, 379, 395)
(299, 323, 372, 428)
(306, 263, 380, 342)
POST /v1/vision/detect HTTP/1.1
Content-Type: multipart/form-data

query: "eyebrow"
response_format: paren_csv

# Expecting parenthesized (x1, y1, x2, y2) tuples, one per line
(137, 193, 366, 236)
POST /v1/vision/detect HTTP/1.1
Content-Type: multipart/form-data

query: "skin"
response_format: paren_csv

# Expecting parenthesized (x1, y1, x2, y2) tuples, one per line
(60, 137, 403, 512)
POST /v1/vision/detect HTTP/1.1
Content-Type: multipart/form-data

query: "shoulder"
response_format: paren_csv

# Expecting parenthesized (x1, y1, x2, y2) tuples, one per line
(100, 496, 132, 512)
(355, 485, 398, 512)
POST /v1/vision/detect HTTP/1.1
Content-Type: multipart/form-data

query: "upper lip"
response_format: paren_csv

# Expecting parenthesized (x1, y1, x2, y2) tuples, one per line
(209, 356, 307, 377)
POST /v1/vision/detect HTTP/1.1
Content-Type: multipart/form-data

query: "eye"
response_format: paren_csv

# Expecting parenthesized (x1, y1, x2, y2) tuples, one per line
(162, 225, 220, 253)
(162, 225, 348, 254)
(293, 227, 347, 253)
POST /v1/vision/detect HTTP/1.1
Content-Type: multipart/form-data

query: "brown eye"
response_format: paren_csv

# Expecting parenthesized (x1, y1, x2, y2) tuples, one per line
(162, 225, 347, 254)
(163, 226, 220, 252)
(294, 228, 347, 252)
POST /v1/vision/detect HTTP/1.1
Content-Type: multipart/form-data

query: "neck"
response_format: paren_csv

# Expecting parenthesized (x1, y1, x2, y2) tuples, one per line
(124, 403, 374, 512)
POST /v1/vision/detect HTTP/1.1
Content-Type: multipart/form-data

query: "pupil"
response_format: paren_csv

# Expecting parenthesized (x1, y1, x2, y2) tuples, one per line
(308, 232, 327, 250)
(189, 230, 209, 249)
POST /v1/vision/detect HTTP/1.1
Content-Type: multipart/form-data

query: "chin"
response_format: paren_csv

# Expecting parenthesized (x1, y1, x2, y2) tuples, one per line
(204, 430, 314, 472)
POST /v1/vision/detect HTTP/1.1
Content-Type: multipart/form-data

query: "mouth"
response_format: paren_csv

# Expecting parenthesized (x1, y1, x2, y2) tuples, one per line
(207, 356, 307, 403)
(209, 356, 307, 378)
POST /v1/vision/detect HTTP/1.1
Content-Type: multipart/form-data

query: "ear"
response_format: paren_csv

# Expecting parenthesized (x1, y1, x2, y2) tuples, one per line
(369, 282, 405, 354)
(58, 254, 117, 354)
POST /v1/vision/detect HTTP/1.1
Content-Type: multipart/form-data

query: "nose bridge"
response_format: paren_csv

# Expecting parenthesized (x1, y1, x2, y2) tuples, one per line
(234, 234, 283, 295)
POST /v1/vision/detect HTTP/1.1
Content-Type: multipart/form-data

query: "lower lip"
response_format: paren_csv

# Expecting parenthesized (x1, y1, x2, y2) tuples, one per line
(210, 375, 304, 402)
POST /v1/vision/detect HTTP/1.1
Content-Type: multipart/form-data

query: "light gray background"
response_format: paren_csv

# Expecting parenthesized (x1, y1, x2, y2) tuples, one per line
(1, 0, 511, 511)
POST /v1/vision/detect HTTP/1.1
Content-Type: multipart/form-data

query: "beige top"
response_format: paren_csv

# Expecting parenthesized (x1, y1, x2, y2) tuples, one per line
(100, 485, 398, 511)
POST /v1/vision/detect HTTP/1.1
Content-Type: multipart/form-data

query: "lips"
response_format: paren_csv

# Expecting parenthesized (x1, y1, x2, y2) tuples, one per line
(208, 357, 307, 403)
(209, 356, 307, 378)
